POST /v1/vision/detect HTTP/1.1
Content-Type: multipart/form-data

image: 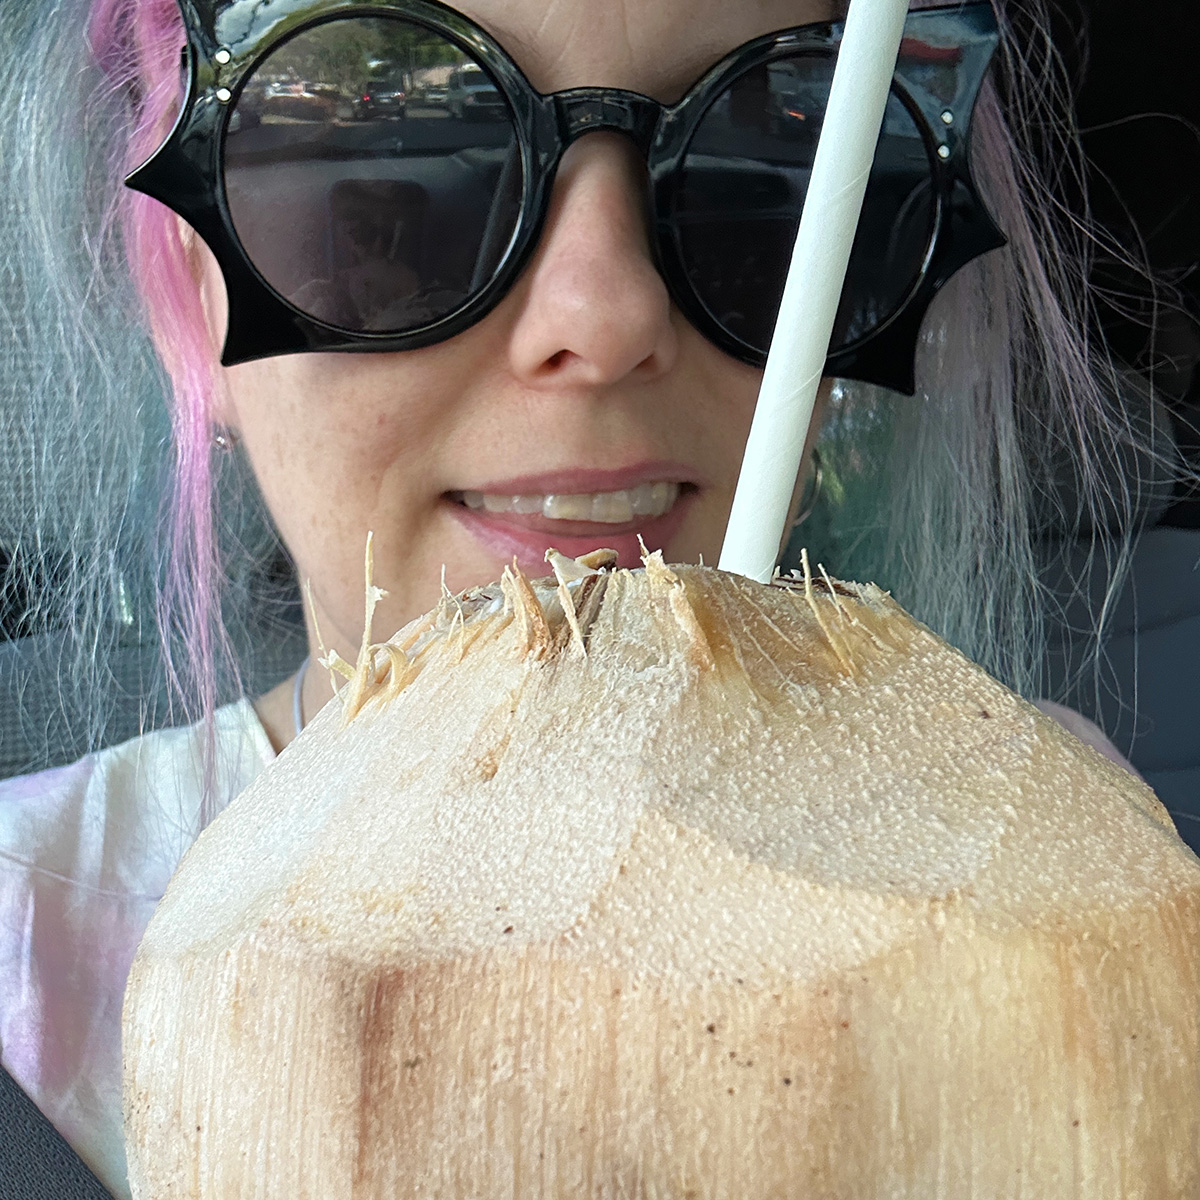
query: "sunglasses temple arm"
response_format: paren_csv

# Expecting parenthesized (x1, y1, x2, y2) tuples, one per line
(718, 0, 911, 583)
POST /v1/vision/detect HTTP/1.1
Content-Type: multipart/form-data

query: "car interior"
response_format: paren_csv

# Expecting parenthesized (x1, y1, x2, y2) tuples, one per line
(0, 0, 1197, 1193)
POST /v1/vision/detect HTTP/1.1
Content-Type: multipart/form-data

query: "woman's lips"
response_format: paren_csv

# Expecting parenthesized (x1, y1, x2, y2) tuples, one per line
(444, 482, 696, 571)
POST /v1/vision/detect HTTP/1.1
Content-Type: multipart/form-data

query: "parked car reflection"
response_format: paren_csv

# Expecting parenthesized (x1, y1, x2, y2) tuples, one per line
(352, 82, 407, 120)
(446, 62, 505, 121)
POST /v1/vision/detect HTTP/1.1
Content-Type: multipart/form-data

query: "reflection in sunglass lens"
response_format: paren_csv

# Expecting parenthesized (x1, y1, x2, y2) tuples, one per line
(224, 16, 522, 334)
(676, 52, 935, 356)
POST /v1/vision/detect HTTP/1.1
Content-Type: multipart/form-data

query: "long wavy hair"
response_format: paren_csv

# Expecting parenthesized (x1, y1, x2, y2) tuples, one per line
(0, 0, 1188, 821)
(0, 0, 298, 824)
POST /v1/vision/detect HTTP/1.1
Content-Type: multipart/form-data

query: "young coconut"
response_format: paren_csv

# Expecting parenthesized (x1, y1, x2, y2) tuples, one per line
(123, 549, 1200, 1199)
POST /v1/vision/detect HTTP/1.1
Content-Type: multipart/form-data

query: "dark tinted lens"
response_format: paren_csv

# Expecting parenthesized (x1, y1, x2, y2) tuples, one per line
(224, 16, 521, 334)
(676, 52, 935, 355)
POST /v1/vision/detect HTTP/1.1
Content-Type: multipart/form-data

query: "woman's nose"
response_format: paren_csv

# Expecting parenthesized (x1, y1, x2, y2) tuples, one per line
(505, 133, 679, 387)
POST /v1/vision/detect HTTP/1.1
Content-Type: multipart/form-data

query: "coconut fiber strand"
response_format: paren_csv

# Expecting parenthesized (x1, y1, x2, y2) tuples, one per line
(122, 553, 1200, 1199)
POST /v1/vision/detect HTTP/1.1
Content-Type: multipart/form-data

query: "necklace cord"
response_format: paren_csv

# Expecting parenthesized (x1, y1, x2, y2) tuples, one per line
(292, 655, 311, 739)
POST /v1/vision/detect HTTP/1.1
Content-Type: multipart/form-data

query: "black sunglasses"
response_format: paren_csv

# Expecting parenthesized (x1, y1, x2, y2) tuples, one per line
(128, 0, 1005, 394)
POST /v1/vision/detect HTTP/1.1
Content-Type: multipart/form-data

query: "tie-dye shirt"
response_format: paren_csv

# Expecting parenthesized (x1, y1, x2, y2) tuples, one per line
(0, 701, 273, 1199)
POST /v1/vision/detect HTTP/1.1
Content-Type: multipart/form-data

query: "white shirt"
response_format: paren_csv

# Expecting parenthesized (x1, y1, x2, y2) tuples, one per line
(0, 699, 274, 1199)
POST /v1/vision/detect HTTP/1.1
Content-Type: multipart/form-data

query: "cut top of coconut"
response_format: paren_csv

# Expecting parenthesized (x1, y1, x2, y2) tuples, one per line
(137, 552, 1191, 993)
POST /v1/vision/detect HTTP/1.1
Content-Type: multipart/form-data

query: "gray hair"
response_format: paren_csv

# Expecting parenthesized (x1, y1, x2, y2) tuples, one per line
(794, 1, 1186, 703)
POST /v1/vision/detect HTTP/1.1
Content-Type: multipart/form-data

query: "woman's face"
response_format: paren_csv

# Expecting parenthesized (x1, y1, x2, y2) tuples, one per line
(206, 0, 831, 672)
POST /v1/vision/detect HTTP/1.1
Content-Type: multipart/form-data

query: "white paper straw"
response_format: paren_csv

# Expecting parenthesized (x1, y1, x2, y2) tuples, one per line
(719, 0, 912, 582)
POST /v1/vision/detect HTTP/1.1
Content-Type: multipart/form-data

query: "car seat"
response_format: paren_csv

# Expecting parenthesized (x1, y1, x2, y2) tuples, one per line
(0, 1063, 114, 1199)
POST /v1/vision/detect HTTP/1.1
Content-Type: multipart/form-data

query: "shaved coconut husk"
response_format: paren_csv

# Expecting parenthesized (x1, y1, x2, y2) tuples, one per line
(122, 554, 1200, 1199)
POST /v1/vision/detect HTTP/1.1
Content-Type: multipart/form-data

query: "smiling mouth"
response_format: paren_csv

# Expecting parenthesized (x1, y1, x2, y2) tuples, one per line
(447, 481, 687, 527)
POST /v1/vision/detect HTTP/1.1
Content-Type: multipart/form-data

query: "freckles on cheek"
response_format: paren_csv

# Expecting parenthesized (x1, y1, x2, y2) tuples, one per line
(275, 402, 399, 476)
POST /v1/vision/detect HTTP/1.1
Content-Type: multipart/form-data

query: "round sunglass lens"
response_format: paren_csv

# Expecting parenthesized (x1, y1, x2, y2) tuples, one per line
(224, 16, 522, 335)
(675, 51, 935, 357)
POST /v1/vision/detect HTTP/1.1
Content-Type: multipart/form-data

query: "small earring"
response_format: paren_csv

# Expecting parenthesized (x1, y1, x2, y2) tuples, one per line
(212, 426, 240, 452)
(791, 447, 824, 529)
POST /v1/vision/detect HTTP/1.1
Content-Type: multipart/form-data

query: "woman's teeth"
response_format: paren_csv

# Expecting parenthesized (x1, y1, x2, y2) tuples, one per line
(459, 481, 681, 524)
